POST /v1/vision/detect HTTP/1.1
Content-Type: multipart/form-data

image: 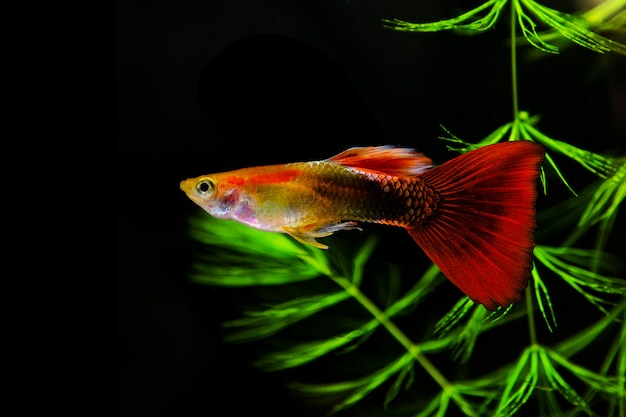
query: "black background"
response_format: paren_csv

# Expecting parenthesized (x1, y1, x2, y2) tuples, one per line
(117, 1, 625, 416)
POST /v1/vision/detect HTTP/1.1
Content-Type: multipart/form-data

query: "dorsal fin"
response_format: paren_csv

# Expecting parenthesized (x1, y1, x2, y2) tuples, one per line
(326, 146, 432, 176)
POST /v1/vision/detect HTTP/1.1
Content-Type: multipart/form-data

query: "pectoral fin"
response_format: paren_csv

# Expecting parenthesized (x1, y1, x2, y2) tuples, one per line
(283, 221, 361, 250)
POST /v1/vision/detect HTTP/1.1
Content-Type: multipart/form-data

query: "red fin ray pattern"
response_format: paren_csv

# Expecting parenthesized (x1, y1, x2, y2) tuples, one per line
(407, 141, 545, 310)
(327, 146, 432, 176)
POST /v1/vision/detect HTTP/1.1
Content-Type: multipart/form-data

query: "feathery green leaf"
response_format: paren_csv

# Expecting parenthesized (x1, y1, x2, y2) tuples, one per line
(531, 265, 557, 332)
(534, 246, 626, 314)
(223, 291, 351, 342)
(384, 0, 626, 54)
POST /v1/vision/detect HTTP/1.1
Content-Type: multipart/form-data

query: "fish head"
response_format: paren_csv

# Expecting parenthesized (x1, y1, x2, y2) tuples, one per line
(179, 175, 242, 219)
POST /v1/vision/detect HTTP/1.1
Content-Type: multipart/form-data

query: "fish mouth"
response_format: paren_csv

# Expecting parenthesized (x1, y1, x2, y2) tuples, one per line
(180, 179, 204, 206)
(179, 179, 206, 208)
(180, 179, 193, 194)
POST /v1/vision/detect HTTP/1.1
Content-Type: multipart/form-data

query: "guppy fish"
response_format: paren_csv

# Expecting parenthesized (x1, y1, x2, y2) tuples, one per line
(180, 141, 545, 310)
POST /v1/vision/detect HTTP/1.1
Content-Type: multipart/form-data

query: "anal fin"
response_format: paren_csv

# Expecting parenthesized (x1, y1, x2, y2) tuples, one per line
(284, 221, 361, 249)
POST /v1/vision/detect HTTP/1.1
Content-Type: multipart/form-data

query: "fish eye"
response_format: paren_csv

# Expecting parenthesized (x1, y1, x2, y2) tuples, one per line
(196, 179, 215, 195)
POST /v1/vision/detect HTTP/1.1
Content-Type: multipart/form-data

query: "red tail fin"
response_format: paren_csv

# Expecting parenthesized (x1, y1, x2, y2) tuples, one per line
(407, 141, 545, 310)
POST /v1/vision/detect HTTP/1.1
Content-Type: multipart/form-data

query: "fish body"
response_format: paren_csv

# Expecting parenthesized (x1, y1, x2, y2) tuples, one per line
(181, 153, 439, 247)
(180, 142, 545, 310)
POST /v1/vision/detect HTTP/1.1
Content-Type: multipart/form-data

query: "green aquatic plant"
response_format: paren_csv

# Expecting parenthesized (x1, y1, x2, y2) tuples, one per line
(187, 213, 625, 416)
(383, 0, 626, 55)
(184, 2, 626, 416)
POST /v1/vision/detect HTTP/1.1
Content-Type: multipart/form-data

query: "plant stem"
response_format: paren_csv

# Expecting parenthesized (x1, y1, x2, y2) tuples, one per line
(331, 274, 477, 416)
(512, 1, 539, 348)
(510, 1, 520, 137)
(526, 286, 538, 345)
